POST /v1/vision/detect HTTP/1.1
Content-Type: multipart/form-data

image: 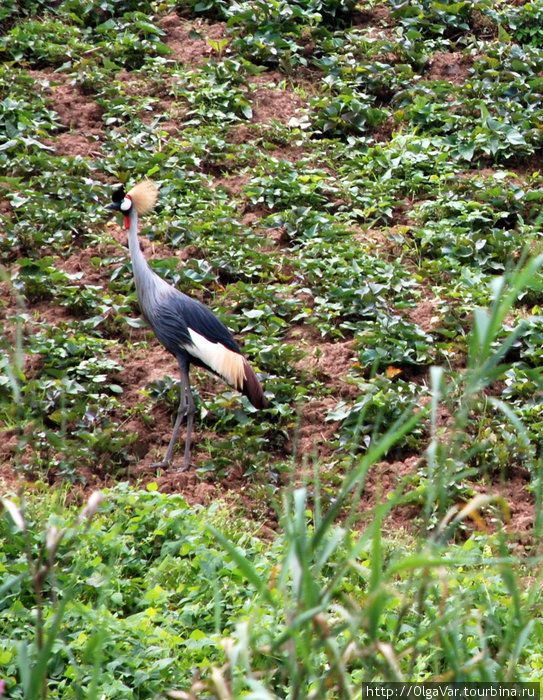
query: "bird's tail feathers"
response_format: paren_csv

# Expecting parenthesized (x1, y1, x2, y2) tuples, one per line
(242, 357, 269, 409)
(186, 331, 268, 409)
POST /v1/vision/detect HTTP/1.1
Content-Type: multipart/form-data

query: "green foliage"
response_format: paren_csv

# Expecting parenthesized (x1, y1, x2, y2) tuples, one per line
(0, 76, 61, 164)
(185, 0, 358, 68)
(207, 440, 542, 695)
(0, 18, 92, 66)
(389, 0, 495, 39)
(3, 432, 543, 698)
(0, 487, 271, 698)
(173, 59, 254, 124)
(328, 373, 427, 454)
(246, 159, 338, 209)
(91, 12, 171, 70)
(507, 0, 543, 48)
(0, 0, 42, 28)
(356, 312, 435, 368)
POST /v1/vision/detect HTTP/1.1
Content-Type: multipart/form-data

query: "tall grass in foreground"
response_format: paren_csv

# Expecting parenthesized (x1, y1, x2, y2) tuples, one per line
(1, 493, 104, 700)
(2, 257, 543, 699)
(195, 255, 543, 697)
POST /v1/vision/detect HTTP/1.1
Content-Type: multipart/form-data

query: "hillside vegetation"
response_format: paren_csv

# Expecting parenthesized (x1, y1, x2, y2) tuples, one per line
(1, 0, 543, 697)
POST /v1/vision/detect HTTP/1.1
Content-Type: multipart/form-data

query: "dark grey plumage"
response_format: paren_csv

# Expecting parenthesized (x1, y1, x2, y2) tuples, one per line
(107, 181, 268, 470)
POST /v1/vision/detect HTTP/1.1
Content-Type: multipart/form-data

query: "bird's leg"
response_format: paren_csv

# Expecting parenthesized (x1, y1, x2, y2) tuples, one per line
(182, 375, 195, 471)
(152, 364, 195, 471)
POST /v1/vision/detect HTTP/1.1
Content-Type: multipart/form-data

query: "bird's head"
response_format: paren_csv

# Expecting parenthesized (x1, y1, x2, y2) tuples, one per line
(106, 185, 133, 229)
(106, 180, 159, 229)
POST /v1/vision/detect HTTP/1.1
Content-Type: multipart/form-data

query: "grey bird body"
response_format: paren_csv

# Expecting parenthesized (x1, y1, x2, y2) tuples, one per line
(108, 181, 268, 470)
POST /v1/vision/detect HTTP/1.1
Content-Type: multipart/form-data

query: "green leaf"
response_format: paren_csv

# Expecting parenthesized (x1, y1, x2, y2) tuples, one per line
(208, 526, 273, 605)
(457, 141, 475, 161)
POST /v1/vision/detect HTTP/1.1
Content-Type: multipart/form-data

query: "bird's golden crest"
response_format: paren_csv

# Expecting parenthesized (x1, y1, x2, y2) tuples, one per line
(127, 180, 159, 216)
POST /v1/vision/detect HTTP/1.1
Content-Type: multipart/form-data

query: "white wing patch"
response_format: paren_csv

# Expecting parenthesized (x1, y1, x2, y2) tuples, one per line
(186, 328, 246, 390)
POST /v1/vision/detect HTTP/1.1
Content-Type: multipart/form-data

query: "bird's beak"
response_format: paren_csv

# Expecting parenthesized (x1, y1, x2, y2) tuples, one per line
(105, 202, 119, 211)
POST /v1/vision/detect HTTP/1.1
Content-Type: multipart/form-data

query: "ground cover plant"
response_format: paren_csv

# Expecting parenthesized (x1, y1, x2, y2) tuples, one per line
(2, 0, 543, 696)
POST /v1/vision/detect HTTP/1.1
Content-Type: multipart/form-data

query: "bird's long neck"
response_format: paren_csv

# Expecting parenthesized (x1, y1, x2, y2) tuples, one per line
(125, 207, 171, 319)
(126, 207, 150, 285)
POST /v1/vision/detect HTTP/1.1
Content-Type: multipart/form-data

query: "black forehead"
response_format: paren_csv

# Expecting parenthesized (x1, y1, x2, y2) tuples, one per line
(112, 186, 126, 203)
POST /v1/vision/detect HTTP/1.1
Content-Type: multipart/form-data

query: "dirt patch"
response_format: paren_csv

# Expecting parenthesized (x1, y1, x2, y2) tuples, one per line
(425, 52, 474, 84)
(50, 81, 104, 135)
(213, 173, 251, 197)
(355, 456, 536, 544)
(498, 469, 535, 540)
(472, 9, 499, 38)
(250, 79, 307, 126)
(352, 4, 394, 29)
(158, 13, 228, 65)
(268, 144, 314, 164)
(292, 334, 358, 397)
(359, 455, 422, 524)
(17, 70, 104, 154)
(0, 196, 12, 217)
(278, 333, 359, 462)
(0, 431, 22, 492)
(228, 124, 257, 145)
(43, 133, 102, 157)
(292, 397, 341, 462)
(405, 300, 439, 334)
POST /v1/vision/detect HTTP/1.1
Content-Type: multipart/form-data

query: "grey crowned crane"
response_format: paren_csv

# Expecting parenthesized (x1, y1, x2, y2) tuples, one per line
(107, 180, 268, 471)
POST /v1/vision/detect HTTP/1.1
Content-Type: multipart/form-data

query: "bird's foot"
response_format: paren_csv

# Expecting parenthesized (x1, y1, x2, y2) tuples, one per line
(150, 458, 194, 472)
(150, 459, 172, 470)
(175, 462, 192, 473)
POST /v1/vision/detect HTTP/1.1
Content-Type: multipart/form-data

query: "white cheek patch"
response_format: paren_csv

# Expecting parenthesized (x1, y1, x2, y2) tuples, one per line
(120, 197, 131, 211)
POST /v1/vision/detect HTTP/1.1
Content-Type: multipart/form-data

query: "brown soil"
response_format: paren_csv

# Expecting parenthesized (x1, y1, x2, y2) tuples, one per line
(51, 79, 105, 136)
(0, 11, 536, 545)
(425, 52, 474, 84)
(249, 73, 308, 126)
(158, 14, 229, 65)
